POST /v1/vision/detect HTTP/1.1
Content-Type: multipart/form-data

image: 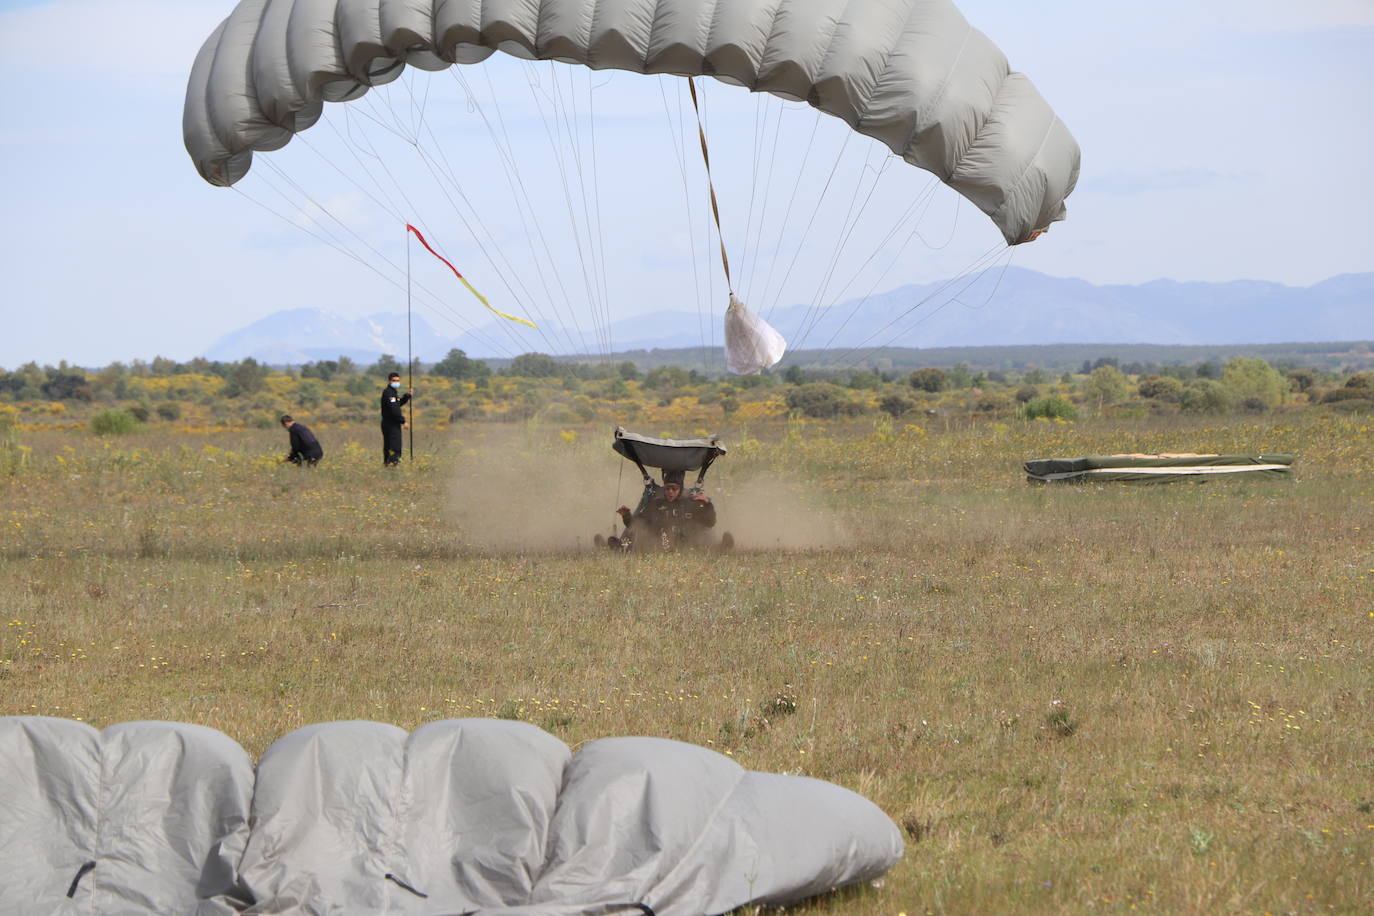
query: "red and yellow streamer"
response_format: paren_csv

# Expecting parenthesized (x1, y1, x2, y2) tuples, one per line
(406, 223, 536, 329)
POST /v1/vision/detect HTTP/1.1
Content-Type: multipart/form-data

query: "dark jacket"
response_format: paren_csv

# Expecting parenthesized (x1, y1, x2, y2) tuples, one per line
(380, 386, 411, 425)
(286, 423, 323, 462)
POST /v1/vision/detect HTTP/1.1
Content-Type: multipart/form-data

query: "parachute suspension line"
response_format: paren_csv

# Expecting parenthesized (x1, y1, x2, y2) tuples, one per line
(343, 98, 538, 356)
(847, 245, 1017, 368)
(564, 64, 614, 363)
(766, 130, 857, 339)
(407, 223, 537, 330)
(566, 64, 614, 362)
(307, 127, 403, 224)
(374, 79, 552, 341)
(524, 62, 612, 362)
(737, 93, 766, 301)
(812, 175, 946, 352)
(250, 158, 518, 358)
(736, 92, 769, 304)
(586, 67, 616, 364)
(694, 87, 717, 360)
(329, 99, 538, 354)
(686, 77, 735, 296)
(461, 67, 593, 358)
(795, 145, 889, 344)
(354, 81, 555, 349)
(740, 93, 786, 305)
(406, 226, 413, 462)
(333, 102, 563, 354)
(824, 241, 1009, 369)
(760, 129, 851, 324)
(226, 180, 516, 360)
(524, 63, 607, 362)
(301, 122, 526, 358)
(542, 63, 599, 357)
(343, 85, 536, 350)
(790, 147, 893, 350)
(944, 245, 1017, 312)
(755, 109, 822, 324)
(383, 78, 560, 342)
(658, 76, 710, 369)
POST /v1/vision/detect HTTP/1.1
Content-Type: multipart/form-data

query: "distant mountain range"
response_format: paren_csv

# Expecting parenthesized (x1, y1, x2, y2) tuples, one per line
(203, 267, 1374, 364)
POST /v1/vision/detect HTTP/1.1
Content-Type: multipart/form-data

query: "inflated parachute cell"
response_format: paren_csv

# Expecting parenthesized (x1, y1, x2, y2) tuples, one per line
(0, 717, 255, 913)
(184, 0, 1079, 245)
(0, 717, 903, 914)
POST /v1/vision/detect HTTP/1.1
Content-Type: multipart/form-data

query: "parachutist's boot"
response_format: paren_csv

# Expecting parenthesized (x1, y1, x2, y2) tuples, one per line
(720, 532, 735, 551)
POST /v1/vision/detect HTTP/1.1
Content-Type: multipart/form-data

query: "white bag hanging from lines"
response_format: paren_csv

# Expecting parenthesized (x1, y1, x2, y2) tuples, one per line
(724, 295, 786, 375)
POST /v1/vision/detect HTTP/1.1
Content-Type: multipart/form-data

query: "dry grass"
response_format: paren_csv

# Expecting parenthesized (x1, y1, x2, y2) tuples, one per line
(3, 412, 1372, 913)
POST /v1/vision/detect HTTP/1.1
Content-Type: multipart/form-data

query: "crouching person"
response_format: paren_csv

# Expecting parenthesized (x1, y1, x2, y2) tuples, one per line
(280, 415, 323, 466)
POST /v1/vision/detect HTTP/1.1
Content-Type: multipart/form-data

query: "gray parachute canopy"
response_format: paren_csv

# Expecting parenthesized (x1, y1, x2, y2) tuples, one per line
(184, 0, 1079, 245)
(0, 716, 903, 914)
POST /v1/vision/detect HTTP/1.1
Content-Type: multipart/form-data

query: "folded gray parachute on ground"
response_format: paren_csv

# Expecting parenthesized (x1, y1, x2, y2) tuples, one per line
(184, 0, 1079, 246)
(1024, 453, 1297, 484)
(0, 717, 902, 914)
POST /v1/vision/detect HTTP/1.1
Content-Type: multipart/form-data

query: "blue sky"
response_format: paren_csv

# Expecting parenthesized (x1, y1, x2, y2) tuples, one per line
(3, 0, 1372, 366)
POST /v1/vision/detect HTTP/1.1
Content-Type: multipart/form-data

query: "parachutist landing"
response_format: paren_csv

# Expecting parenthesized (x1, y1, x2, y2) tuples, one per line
(280, 415, 322, 466)
(611, 469, 732, 552)
(600, 428, 733, 552)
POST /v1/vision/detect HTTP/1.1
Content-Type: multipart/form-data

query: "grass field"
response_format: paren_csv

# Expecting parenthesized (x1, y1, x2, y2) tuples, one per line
(3, 412, 1371, 913)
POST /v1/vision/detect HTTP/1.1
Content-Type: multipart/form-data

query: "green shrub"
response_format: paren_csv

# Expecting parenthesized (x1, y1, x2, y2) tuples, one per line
(878, 394, 915, 418)
(1180, 380, 1234, 414)
(785, 383, 865, 419)
(1221, 357, 1287, 408)
(89, 408, 141, 435)
(1019, 395, 1079, 420)
(908, 367, 948, 393)
(155, 402, 182, 421)
(1138, 375, 1185, 402)
(1320, 387, 1374, 404)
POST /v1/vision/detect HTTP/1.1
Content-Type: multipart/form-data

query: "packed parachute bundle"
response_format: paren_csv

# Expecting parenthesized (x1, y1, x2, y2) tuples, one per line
(1024, 453, 1297, 484)
(0, 716, 903, 914)
(183, 0, 1080, 373)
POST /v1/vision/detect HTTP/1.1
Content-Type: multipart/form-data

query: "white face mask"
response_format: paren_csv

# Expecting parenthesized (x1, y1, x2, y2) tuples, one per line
(390, 380, 401, 388)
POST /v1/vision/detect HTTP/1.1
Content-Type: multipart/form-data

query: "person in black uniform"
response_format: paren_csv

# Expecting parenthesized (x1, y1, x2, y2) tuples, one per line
(380, 371, 413, 466)
(280, 415, 323, 466)
(614, 469, 720, 550)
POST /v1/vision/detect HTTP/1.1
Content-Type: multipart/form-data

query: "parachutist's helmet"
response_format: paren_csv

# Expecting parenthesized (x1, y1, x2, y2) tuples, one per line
(662, 470, 685, 487)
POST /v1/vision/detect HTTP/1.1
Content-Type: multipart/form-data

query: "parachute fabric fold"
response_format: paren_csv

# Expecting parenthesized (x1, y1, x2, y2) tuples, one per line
(526, 737, 903, 913)
(233, 718, 570, 912)
(1, 717, 903, 914)
(185, 0, 1079, 244)
(0, 717, 254, 913)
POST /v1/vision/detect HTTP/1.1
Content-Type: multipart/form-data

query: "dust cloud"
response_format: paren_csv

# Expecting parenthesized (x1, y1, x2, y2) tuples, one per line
(708, 472, 852, 551)
(445, 438, 624, 552)
(444, 432, 851, 554)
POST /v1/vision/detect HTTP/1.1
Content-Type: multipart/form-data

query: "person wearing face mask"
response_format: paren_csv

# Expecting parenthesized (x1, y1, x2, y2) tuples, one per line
(380, 371, 413, 466)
